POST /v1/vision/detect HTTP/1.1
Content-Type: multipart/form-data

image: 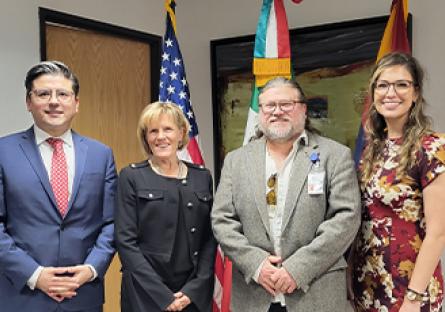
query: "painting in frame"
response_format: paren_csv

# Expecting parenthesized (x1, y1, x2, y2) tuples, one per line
(210, 14, 411, 183)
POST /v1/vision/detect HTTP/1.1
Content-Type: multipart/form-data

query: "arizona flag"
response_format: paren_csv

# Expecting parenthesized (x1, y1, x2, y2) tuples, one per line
(159, 0, 204, 165)
(243, 0, 300, 144)
(354, 0, 410, 164)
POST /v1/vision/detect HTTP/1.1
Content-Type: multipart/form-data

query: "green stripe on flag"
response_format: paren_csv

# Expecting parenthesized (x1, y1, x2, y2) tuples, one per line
(250, 84, 260, 113)
(254, 0, 273, 58)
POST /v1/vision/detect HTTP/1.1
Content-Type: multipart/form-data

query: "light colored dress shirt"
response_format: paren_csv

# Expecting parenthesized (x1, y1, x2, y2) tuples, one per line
(27, 125, 97, 290)
(253, 131, 307, 306)
(34, 125, 75, 197)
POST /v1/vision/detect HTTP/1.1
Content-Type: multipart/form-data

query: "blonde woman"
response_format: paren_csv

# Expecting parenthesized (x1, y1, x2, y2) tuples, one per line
(115, 102, 215, 312)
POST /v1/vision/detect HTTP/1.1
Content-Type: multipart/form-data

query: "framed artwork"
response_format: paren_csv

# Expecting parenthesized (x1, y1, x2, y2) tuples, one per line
(211, 14, 411, 183)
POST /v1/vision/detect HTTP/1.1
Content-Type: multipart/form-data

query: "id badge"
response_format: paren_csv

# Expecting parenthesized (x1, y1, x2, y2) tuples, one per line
(308, 170, 325, 195)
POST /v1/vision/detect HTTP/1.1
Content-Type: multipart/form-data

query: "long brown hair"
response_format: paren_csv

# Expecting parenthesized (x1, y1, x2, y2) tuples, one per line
(360, 52, 432, 183)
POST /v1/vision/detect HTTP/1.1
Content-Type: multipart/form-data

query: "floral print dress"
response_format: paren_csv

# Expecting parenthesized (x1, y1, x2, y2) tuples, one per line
(353, 133, 445, 312)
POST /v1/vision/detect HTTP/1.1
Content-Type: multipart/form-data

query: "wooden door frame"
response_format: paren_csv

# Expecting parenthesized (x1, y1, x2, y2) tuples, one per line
(39, 7, 161, 102)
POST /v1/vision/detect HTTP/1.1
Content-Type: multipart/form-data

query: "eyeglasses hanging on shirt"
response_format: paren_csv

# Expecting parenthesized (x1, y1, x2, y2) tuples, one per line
(266, 173, 277, 206)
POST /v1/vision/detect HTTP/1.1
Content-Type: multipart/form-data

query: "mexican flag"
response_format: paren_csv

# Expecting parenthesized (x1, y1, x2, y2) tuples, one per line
(243, 0, 302, 144)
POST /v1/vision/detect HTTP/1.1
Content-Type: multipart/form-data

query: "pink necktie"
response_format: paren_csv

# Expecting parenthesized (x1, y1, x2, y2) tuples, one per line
(47, 138, 69, 217)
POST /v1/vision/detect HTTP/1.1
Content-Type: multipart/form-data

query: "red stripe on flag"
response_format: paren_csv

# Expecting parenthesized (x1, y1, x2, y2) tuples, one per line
(214, 248, 225, 282)
(187, 137, 204, 165)
(221, 256, 233, 312)
(391, 0, 410, 53)
(274, 0, 291, 58)
(213, 301, 220, 312)
(213, 248, 232, 312)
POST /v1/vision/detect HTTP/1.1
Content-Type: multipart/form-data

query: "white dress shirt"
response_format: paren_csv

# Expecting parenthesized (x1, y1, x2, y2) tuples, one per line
(27, 125, 97, 290)
(34, 125, 75, 198)
(254, 131, 307, 306)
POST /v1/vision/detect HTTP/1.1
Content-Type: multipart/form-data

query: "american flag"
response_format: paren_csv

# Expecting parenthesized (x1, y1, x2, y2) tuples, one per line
(159, 0, 203, 165)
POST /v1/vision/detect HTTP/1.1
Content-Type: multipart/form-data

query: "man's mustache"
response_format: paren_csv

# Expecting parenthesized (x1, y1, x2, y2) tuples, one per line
(269, 117, 290, 122)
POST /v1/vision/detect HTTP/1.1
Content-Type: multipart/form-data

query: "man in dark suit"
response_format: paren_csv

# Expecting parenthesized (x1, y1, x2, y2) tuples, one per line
(0, 61, 117, 311)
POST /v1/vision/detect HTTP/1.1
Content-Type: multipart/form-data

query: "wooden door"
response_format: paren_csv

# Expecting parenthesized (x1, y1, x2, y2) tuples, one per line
(46, 23, 150, 312)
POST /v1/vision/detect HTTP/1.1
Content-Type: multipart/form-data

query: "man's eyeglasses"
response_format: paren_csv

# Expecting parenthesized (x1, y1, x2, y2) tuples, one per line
(373, 80, 415, 95)
(266, 173, 277, 206)
(259, 100, 303, 114)
(29, 89, 75, 104)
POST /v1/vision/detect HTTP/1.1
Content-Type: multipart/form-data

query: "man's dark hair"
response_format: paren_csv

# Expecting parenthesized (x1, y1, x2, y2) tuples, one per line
(25, 61, 79, 99)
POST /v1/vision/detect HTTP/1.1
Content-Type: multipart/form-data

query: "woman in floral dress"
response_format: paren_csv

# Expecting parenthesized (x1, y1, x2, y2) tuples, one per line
(352, 52, 445, 312)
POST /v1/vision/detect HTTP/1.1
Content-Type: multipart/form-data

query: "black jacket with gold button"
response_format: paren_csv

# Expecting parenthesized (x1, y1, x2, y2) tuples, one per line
(115, 160, 215, 312)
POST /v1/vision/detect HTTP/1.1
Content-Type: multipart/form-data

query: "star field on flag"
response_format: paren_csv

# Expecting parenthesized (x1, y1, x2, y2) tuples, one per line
(159, 5, 199, 139)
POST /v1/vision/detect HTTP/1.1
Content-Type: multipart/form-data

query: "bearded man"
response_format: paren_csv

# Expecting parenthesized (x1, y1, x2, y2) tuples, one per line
(211, 77, 360, 312)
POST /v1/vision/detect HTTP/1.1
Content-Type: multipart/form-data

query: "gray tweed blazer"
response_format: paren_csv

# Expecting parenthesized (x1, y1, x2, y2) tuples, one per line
(211, 132, 361, 312)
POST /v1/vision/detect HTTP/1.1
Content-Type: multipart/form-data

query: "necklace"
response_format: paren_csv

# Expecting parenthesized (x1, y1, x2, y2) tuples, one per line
(149, 159, 184, 179)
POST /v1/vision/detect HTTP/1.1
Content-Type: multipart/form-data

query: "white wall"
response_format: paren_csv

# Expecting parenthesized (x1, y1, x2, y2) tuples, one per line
(410, 1, 445, 132)
(1, 0, 445, 172)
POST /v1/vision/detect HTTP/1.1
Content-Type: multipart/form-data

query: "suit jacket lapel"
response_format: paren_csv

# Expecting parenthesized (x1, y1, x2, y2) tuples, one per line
(281, 134, 319, 232)
(246, 138, 272, 237)
(68, 132, 88, 212)
(19, 127, 59, 210)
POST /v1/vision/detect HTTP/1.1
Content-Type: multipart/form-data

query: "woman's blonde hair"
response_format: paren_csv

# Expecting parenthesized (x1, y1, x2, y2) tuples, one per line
(137, 101, 191, 157)
(360, 52, 432, 183)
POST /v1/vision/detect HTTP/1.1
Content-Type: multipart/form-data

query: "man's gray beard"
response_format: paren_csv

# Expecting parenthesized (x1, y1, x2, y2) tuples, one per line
(259, 122, 301, 142)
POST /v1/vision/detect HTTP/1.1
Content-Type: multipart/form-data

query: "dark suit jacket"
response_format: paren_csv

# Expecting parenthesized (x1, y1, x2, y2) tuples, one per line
(115, 161, 215, 312)
(0, 127, 117, 312)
